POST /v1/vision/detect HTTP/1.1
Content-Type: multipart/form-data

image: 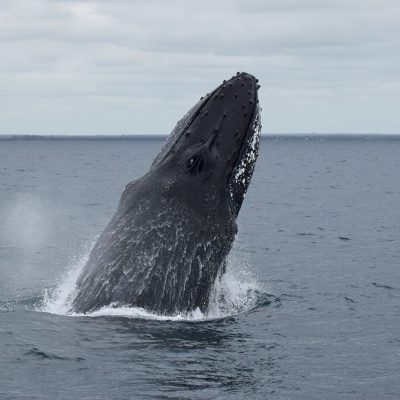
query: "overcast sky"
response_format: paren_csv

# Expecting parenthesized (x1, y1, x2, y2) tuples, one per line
(1, 0, 399, 135)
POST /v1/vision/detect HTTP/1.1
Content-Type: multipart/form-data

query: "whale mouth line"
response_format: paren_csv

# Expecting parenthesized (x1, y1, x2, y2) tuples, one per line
(225, 93, 261, 217)
(226, 98, 259, 182)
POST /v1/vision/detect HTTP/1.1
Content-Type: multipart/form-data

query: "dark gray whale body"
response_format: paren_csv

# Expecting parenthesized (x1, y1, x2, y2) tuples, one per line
(72, 72, 261, 315)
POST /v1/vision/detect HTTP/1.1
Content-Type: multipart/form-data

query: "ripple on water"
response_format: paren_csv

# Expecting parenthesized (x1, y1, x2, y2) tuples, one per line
(24, 347, 85, 362)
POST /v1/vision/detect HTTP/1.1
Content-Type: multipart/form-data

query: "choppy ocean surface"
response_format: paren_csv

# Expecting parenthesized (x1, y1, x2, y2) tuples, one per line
(0, 135, 399, 400)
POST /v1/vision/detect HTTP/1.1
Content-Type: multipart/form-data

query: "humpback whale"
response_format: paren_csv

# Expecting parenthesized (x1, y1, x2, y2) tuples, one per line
(72, 72, 261, 315)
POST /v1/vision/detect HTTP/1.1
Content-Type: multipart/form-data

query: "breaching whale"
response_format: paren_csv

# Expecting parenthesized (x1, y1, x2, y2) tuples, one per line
(71, 72, 261, 315)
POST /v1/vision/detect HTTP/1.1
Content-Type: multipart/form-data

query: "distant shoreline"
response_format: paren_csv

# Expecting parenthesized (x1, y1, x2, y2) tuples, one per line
(0, 133, 399, 141)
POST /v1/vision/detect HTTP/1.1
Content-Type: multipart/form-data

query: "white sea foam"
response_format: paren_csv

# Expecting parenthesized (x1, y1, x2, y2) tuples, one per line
(42, 250, 265, 322)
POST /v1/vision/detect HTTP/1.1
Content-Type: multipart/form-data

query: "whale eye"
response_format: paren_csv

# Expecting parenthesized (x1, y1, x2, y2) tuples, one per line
(186, 155, 204, 174)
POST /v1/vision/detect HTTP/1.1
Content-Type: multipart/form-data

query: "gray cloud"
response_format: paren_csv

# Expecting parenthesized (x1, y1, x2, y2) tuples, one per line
(0, 0, 399, 134)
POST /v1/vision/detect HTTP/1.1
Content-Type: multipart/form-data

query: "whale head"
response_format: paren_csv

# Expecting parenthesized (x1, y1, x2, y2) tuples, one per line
(151, 72, 262, 217)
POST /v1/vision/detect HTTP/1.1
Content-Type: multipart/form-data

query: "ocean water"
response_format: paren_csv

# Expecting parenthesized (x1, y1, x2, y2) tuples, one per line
(0, 135, 399, 399)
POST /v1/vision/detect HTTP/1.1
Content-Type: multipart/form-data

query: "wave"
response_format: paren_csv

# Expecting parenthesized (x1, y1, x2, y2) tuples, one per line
(40, 251, 269, 322)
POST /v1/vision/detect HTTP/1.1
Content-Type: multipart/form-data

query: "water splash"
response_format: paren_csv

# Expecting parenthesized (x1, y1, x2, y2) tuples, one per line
(207, 262, 264, 319)
(41, 247, 91, 315)
(41, 251, 268, 321)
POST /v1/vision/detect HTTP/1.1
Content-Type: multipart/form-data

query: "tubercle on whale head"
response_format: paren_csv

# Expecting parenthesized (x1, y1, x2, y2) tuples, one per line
(151, 72, 261, 217)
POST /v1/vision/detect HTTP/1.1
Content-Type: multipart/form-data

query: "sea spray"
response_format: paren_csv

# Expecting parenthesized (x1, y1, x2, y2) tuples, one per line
(42, 244, 93, 315)
(42, 250, 267, 321)
(2, 193, 52, 253)
(207, 258, 263, 319)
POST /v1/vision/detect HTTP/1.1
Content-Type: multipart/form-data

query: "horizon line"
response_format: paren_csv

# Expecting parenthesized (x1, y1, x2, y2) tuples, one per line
(1, 133, 400, 141)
